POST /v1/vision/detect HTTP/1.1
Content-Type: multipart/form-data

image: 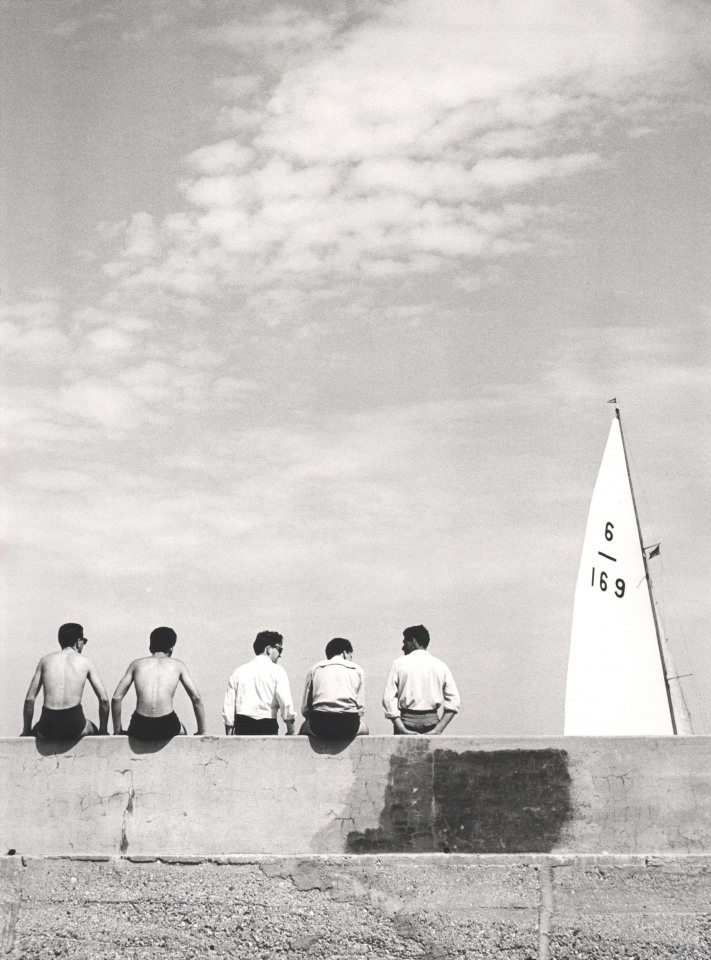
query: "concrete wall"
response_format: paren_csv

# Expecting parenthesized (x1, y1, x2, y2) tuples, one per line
(2, 735, 710, 857)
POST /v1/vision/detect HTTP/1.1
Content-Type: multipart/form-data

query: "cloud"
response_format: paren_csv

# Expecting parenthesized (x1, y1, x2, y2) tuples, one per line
(96, 0, 710, 327)
(200, 6, 341, 55)
(4, 395, 562, 589)
(185, 140, 257, 175)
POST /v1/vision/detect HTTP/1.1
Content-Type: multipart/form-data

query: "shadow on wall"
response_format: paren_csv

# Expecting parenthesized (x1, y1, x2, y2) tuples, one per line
(33, 736, 176, 757)
(347, 744, 573, 853)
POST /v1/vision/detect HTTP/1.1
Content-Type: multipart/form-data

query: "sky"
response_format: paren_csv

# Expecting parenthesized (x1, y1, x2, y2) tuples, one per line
(1, 0, 710, 738)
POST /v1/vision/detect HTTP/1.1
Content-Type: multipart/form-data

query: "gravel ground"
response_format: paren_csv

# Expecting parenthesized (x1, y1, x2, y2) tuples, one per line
(4, 857, 711, 960)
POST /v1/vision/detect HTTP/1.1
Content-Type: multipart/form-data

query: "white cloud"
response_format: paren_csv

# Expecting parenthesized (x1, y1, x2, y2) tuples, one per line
(60, 378, 137, 429)
(98, 0, 709, 321)
(201, 7, 339, 53)
(85, 327, 135, 354)
(123, 212, 160, 258)
(185, 141, 257, 175)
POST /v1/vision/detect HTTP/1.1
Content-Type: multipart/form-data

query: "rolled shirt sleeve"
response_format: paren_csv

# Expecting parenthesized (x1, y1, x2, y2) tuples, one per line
(275, 666, 296, 723)
(222, 679, 236, 727)
(301, 668, 314, 718)
(441, 664, 460, 714)
(355, 667, 365, 716)
(382, 662, 401, 719)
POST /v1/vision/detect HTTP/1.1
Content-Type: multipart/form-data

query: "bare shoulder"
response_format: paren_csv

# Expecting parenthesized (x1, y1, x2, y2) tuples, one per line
(124, 657, 146, 673)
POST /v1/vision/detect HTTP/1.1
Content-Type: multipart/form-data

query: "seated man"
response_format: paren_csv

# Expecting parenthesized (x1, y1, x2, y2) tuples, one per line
(22, 623, 109, 740)
(382, 624, 460, 735)
(223, 631, 296, 735)
(111, 627, 205, 740)
(300, 637, 368, 739)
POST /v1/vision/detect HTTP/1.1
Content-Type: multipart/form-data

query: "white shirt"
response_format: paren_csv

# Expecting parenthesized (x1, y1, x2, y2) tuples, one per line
(382, 648, 460, 719)
(301, 658, 365, 716)
(223, 655, 296, 725)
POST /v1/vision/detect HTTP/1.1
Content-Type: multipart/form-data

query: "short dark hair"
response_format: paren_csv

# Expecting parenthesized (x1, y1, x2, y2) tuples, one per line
(325, 637, 353, 660)
(253, 631, 283, 655)
(149, 627, 177, 653)
(58, 623, 84, 649)
(403, 624, 430, 648)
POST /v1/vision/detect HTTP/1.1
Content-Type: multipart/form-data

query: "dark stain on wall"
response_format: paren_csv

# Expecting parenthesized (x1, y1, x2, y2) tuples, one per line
(347, 746, 572, 853)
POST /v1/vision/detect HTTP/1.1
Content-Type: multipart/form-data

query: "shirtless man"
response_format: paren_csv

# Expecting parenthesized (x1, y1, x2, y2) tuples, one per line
(111, 627, 206, 740)
(22, 623, 109, 740)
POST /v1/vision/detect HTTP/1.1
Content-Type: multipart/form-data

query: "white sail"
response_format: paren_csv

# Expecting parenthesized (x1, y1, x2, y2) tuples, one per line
(565, 415, 674, 735)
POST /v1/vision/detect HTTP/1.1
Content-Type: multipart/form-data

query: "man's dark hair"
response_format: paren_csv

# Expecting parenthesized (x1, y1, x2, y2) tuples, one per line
(403, 624, 430, 649)
(325, 637, 353, 660)
(58, 623, 84, 649)
(149, 626, 177, 653)
(253, 631, 283, 655)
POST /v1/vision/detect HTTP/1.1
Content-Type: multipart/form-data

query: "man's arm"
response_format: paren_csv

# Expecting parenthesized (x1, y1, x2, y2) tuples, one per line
(300, 669, 314, 719)
(391, 716, 419, 735)
(223, 678, 236, 735)
(22, 661, 43, 735)
(430, 665, 460, 735)
(275, 669, 296, 735)
(382, 663, 416, 735)
(355, 667, 365, 717)
(430, 711, 456, 735)
(179, 665, 206, 735)
(111, 665, 135, 735)
(86, 660, 110, 735)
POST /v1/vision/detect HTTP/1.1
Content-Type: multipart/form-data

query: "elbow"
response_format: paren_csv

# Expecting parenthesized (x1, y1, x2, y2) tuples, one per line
(191, 693, 203, 707)
(111, 696, 122, 709)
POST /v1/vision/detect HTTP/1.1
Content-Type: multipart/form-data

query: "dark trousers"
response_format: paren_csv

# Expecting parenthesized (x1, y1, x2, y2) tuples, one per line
(309, 711, 360, 740)
(233, 714, 279, 736)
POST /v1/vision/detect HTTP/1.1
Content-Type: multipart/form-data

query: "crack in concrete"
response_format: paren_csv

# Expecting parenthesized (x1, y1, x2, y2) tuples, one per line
(119, 769, 136, 857)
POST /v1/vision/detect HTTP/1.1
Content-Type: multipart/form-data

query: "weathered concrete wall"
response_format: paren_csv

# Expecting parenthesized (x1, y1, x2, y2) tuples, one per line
(3, 855, 711, 959)
(2, 736, 710, 857)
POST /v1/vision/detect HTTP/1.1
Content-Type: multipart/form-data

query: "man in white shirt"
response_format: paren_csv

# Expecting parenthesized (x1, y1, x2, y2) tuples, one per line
(223, 631, 296, 736)
(382, 624, 460, 735)
(300, 637, 369, 740)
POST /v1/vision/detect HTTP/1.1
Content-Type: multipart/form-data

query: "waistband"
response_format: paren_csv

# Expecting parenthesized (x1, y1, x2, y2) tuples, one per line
(40, 704, 84, 719)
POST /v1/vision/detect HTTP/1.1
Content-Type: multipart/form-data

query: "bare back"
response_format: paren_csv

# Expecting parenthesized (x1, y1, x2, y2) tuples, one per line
(131, 656, 184, 717)
(39, 649, 92, 710)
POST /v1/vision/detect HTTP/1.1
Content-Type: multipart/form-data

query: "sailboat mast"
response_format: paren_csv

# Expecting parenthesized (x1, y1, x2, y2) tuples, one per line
(614, 405, 678, 734)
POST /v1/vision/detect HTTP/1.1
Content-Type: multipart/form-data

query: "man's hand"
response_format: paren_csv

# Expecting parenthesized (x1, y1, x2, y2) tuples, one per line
(431, 711, 455, 736)
(392, 718, 418, 736)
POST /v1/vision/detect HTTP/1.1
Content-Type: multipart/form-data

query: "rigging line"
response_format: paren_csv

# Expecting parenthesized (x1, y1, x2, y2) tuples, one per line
(618, 414, 706, 733)
(616, 408, 678, 733)
(655, 559, 711, 735)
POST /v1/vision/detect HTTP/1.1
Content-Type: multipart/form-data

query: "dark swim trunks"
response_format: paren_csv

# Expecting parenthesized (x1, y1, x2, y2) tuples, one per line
(127, 711, 182, 740)
(34, 704, 89, 741)
(309, 711, 360, 740)
(232, 714, 279, 736)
